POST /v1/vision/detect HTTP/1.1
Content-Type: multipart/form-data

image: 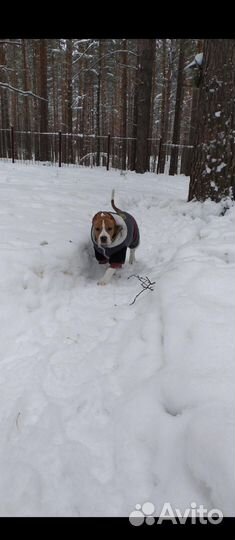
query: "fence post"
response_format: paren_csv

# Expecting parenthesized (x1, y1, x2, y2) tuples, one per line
(11, 126, 15, 164)
(157, 137, 162, 174)
(106, 133, 111, 171)
(58, 131, 62, 167)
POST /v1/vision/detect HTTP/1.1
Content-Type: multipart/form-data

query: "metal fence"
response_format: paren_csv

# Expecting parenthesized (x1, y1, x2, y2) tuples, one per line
(0, 127, 192, 174)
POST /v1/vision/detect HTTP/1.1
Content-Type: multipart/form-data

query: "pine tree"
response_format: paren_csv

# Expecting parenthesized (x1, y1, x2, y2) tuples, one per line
(169, 39, 186, 176)
(188, 39, 235, 202)
(39, 39, 49, 161)
(135, 39, 155, 174)
(158, 39, 175, 174)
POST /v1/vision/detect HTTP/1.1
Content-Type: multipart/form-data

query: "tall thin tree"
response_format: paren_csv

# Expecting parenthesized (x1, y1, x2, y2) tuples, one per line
(39, 39, 49, 161)
(169, 39, 186, 175)
(158, 40, 175, 174)
(135, 39, 155, 174)
(0, 43, 11, 157)
(121, 39, 128, 170)
(96, 39, 103, 167)
(22, 39, 32, 159)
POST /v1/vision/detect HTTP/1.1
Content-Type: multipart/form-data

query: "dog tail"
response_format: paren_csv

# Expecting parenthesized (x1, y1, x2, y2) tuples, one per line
(111, 189, 123, 215)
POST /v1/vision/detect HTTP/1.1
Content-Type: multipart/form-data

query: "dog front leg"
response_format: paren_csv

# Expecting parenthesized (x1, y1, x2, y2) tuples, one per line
(97, 266, 116, 286)
(129, 248, 136, 264)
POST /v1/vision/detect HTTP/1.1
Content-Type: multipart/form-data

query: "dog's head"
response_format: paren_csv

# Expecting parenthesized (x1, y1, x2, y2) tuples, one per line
(92, 212, 122, 247)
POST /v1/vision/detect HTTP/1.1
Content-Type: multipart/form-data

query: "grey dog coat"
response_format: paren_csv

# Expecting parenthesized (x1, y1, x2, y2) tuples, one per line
(91, 211, 140, 268)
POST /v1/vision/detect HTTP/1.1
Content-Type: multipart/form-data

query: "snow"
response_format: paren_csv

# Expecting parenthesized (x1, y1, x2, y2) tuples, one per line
(216, 162, 226, 172)
(185, 52, 203, 70)
(0, 162, 234, 517)
(195, 52, 203, 66)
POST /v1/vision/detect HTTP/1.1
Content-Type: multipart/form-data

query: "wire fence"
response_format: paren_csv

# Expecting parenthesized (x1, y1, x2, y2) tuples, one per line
(0, 127, 193, 174)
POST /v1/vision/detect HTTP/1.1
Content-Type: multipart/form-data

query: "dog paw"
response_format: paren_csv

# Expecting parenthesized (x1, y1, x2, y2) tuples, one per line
(97, 280, 107, 286)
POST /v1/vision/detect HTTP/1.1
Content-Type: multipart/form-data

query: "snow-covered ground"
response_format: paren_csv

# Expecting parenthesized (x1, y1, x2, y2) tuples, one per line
(0, 162, 234, 517)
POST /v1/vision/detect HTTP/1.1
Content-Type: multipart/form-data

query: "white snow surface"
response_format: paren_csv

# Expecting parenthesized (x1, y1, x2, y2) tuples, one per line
(0, 162, 234, 517)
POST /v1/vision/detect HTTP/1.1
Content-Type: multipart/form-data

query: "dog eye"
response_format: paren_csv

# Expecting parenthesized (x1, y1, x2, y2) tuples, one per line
(107, 227, 112, 232)
(95, 227, 101, 232)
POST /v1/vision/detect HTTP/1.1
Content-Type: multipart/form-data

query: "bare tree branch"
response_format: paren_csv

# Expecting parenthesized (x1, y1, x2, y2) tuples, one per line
(0, 82, 48, 101)
(0, 65, 15, 73)
(73, 48, 138, 82)
(0, 40, 22, 46)
(73, 40, 98, 65)
(128, 274, 156, 305)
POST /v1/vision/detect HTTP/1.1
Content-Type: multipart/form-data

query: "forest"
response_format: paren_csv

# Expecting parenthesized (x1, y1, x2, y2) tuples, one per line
(0, 38, 234, 202)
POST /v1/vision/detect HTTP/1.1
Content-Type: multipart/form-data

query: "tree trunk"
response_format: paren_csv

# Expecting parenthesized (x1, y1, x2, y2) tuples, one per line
(66, 39, 73, 163)
(180, 86, 199, 175)
(148, 44, 156, 171)
(39, 39, 49, 161)
(188, 39, 235, 202)
(135, 39, 155, 174)
(158, 40, 175, 174)
(11, 42, 19, 131)
(180, 40, 203, 176)
(96, 40, 103, 167)
(158, 40, 167, 173)
(32, 39, 40, 160)
(0, 44, 11, 157)
(169, 39, 186, 175)
(22, 39, 32, 159)
(130, 44, 139, 171)
(121, 39, 127, 170)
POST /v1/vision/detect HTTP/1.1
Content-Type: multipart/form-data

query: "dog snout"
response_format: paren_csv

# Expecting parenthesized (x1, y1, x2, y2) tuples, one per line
(100, 235, 108, 243)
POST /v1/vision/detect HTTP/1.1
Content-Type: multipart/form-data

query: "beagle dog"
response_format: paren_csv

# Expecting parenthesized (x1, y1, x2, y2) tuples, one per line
(91, 190, 140, 285)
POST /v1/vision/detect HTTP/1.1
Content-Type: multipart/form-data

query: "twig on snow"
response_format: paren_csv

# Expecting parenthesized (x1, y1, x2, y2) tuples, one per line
(128, 274, 156, 305)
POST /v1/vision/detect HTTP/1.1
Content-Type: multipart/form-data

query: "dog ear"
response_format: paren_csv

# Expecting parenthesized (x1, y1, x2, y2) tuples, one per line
(92, 212, 100, 224)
